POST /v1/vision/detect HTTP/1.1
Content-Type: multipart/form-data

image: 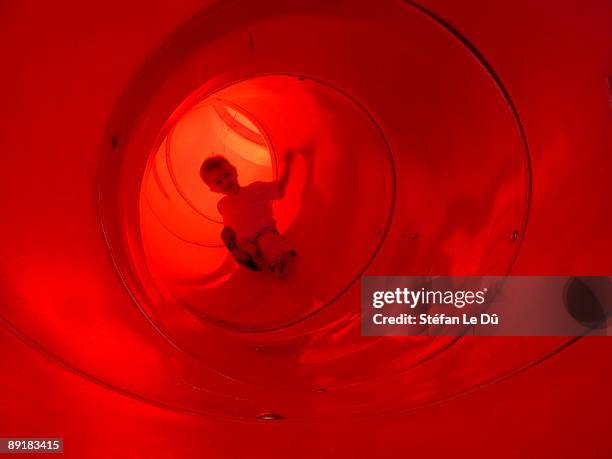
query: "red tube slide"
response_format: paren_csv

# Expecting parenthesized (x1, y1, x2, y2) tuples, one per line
(1, 0, 610, 457)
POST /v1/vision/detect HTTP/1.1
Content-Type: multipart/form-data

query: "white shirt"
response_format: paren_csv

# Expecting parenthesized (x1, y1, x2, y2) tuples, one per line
(217, 181, 282, 241)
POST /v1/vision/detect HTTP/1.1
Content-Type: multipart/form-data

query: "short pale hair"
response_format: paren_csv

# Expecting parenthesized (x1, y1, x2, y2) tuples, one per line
(200, 155, 232, 182)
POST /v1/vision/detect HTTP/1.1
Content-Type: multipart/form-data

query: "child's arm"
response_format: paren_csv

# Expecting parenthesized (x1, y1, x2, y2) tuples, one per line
(276, 149, 296, 196)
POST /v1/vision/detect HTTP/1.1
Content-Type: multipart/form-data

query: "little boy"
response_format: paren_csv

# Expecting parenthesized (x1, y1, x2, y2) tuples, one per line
(200, 152, 296, 278)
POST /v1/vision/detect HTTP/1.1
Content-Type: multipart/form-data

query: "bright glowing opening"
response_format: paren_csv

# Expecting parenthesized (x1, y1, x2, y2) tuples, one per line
(139, 75, 394, 331)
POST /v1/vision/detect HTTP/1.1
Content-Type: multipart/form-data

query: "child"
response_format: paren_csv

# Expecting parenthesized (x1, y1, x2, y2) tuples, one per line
(200, 152, 296, 278)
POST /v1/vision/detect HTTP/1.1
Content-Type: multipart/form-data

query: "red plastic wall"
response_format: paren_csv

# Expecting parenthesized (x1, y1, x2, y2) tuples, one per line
(0, 1, 610, 458)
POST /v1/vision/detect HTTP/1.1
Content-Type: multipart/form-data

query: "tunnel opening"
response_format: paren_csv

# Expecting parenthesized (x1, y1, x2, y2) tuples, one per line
(139, 75, 395, 332)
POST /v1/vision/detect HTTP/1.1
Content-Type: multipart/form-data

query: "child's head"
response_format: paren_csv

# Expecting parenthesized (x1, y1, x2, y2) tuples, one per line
(200, 155, 239, 195)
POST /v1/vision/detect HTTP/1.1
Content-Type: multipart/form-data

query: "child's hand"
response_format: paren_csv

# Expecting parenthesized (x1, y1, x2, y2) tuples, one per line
(292, 142, 315, 158)
(285, 149, 296, 165)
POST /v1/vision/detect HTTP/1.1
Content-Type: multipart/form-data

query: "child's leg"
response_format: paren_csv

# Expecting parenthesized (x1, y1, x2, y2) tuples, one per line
(256, 230, 296, 278)
(221, 227, 259, 271)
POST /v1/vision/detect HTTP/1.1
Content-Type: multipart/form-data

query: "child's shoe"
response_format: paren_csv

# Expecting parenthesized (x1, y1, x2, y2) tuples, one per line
(271, 251, 296, 279)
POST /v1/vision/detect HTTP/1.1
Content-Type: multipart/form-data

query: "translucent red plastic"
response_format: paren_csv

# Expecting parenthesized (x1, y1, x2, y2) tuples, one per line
(0, 0, 610, 457)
